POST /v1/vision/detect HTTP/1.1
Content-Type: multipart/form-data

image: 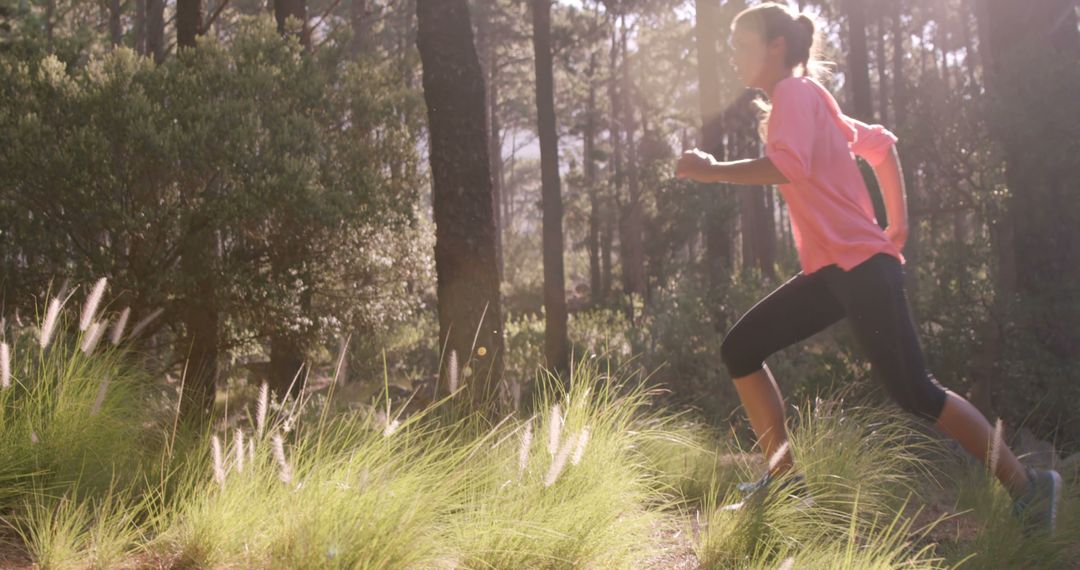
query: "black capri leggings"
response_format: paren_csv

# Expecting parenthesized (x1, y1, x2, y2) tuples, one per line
(720, 252, 948, 422)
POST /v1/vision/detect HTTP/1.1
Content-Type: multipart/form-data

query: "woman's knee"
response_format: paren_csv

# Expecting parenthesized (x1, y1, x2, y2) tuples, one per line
(720, 333, 764, 379)
(890, 373, 948, 422)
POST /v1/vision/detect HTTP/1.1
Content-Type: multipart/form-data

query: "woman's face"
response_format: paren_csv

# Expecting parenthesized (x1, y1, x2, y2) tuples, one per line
(730, 24, 783, 89)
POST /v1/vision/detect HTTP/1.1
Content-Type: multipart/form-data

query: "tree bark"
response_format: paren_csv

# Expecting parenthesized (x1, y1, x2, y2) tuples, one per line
(531, 0, 569, 375)
(274, 0, 309, 49)
(109, 0, 122, 46)
(695, 0, 733, 290)
(619, 17, 646, 311)
(177, 0, 202, 49)
(179, 222, 218, 419)
(607, 22, 624, 306)
(875, 8, 889, 124)
(844, 0, 873, 121)
(891, 0, 906, 128)
(269, 257, 309, 399)
(585, 50, 602, 306)
(416, 0, 506, 412)
(147, 0, 165, 63)
(477, 3, 505, 281)
(134, 0, 146, 54)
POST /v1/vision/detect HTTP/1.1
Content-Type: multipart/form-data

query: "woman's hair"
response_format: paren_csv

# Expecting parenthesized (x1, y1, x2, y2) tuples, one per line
(731, 2, 833, 138)
(731, 2, 831, 82)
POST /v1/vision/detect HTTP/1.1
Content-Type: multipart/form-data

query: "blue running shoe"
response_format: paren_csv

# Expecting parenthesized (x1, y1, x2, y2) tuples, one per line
(1012, 466, 1063, 537)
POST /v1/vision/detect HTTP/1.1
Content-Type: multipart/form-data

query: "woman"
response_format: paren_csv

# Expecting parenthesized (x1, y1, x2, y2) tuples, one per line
(675, 2, 1061, 536)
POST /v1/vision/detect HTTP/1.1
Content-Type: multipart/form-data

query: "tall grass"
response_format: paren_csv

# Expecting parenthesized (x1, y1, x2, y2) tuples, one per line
(0, 281, 1076, 568)
(691, 402, 950, 569)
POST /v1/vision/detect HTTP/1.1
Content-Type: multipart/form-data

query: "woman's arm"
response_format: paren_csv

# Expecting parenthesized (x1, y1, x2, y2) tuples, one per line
(873, 145, 908, 249)
(675, 149, 790, 185)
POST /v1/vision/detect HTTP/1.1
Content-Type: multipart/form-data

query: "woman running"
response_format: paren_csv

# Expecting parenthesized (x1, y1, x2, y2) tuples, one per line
(674, 2, 1061, 536)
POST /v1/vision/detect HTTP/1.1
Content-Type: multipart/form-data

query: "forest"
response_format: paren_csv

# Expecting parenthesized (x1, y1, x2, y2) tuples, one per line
(0, 0, 1079, 567)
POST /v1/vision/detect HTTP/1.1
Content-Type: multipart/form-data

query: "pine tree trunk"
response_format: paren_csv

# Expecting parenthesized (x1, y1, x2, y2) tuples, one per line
(147, 0, 165, 63)
(416, 0, 506, 412)
(844, 0, 874, 120)
(269, 258, 309, 399)
(177, 0, 202, 49)
(891, 0, 906, 128)
(621, 45, 646, 310)
(480, 7, 505, 282)
(274, 0, 309, 48)
(875, 10, 889, 124)
(695, 0, 733, 291)
(180, 223, 218, 419)
(109, 0, 122, 46)
(607, 21, 625, 307)
(134, 0, 146, 54)
(531, 0, 569, 374)
(585, 50, 601, 306)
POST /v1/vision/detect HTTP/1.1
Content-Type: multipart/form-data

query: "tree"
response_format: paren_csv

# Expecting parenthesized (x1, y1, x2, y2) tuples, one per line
(147, 0, 165, 63)
(416, 0, 506, 412)
(694, 0, 732, 292)
(274, 0, 309, 48)
(616, 15, 646, 313)
(843, 0, 873, 121)
(177, 0, 203, 49)
(108, 0, 121, 46)
(531, 0, 569, 375)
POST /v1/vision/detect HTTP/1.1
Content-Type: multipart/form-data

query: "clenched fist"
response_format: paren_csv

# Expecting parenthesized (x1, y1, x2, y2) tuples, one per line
(675, 148, 717, 182)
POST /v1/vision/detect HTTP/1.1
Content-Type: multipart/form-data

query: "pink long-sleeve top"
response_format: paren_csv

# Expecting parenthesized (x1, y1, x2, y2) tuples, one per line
(763, 75, 903, 275)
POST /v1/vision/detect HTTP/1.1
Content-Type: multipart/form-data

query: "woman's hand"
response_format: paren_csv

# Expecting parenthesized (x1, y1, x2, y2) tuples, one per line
(675, 148, 717, 182)
(885, 223, 908, 252)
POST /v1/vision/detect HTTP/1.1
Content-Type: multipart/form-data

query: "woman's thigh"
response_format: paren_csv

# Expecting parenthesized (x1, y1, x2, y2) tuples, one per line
(721, 268, 847, 378)
(822, 253, 947, 420)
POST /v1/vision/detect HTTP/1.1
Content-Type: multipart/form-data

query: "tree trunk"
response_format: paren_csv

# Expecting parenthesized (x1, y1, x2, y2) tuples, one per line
(274, 0, 309, 49)
(961, 0, 980, 90)
(755, 184, 776, 277)
(269, 335, 305, 398)
(147, 0, 165, 63)
(695, 0, 733, 291)
(269, 259, 309, 399)
(619, 18, 646, 311)
(179, 223, 218, 419)
(937, 3, 951, 90)
(891, 0, 906, 128)
(531, 0, 569, 375)
(177, 0, 202, 49)
(972, 0, 1013, 300)
(889, 0, 919, 298)
(416, 0, 506, 413)
(478, 4, 505, 282)
(109, 0, 122, 46)
(875, 9, 889, 124)
(506, 131, 516, 242)
(607, 22, 624, 306)
(585, 50, 602, 306)
(45, 0, 54, 46)
(844, 0, 873, 121)
(134, 0, 146, 54)
(601, 207, 613, 302)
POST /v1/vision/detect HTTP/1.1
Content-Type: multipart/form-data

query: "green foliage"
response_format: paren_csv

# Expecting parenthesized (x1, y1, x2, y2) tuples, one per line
(0, 17, 432, 384)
